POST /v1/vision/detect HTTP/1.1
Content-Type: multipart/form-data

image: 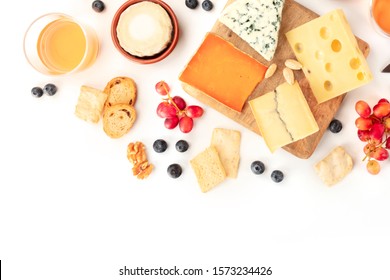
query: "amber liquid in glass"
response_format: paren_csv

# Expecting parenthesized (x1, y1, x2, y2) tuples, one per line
(37, 18, 90, 73)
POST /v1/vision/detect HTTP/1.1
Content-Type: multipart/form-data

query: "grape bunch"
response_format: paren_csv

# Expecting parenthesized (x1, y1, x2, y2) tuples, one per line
(155, 81, 204, 133)
(355, 98, 390, 174)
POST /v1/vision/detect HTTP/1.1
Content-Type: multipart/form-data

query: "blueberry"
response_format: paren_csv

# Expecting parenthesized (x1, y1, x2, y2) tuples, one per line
(153, 139, 168, 153)
(271, 170, 284, 183)
(329, 119, 342, 133)
(43, 83, 57, 96)
(201, 0, 213, 11)
(92, 0, 105, 12)
(31, 87, 44, 98)
(175, 140, 189, 152)
(185, 0, 199, 9)
(251, 160, 265, 175)
(167, 163, 182, 179)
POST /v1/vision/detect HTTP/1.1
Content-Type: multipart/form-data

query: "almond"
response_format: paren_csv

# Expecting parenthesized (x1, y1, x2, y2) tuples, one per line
(264, 63, 277, 79)
(285, 59, 302, 70)
(283, 67, 295, 85)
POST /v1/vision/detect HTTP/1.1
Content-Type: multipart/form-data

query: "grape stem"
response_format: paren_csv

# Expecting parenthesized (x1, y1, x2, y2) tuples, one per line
(162, 82, 185, 116)
(362, 133, 389, 162)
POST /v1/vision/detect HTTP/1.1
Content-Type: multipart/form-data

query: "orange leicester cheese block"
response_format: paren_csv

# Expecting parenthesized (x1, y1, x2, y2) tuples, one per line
(179, 33, 267, 112)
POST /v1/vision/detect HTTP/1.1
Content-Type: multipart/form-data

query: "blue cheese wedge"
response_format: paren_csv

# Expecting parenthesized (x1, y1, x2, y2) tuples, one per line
(219, 0, 285, 61)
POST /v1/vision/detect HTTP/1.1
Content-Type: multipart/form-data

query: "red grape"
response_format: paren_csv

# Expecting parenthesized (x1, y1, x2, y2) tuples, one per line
(369, 123, 385, 140)
(354, 98, 390, 174)
(164, 116, 179, 129)
(355, 100, 371, 118)
(357, 129, 371, 142)
(367, 160, 380, 175)
(154, 80, 204, 133)
(373, 147, 389, 161)
(384, 118, 390, 130)
(378, 98, 389, 104)
(157, 102, 177, 118)
(172, 96, 186, 110)
(355, 117, 373, 131)
(370, 115, 381, 124)
(185, 105, 204, 118)
(371, 138, 382, 146)
(364, 144, 375, 157)
(373, 102, 390, 118)
(155, 81, 170, 96)
(179, 116, 194, 133)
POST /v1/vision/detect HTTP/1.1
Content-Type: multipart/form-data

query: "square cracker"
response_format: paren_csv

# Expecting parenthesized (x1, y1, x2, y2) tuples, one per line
(190, 146, 227, 193)
(314, 146, 353, 186)
(75, 85, 107, 123)
(211, 128, 241, 178)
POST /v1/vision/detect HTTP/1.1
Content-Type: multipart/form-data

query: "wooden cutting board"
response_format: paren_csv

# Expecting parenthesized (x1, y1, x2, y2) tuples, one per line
(181, 0, 370, 159)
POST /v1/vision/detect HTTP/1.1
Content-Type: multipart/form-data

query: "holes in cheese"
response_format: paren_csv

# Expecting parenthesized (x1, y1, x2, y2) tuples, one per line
(249, 82, 319, 153)
(294, 43, 304, 53)
(325, 63, 332, 72)
(350, 58, 361, 69)
(357, 72, 365, 81)
(331, 39, 342, 52)
(286, 9, 373, 104)
(179, 33, 267, 112)
(324, 80, 333, 91)
(320, 27, 330, 39)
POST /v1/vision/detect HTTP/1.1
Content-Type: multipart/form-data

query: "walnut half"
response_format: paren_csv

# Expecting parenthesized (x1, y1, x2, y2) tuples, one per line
(127, 141, 153, 180)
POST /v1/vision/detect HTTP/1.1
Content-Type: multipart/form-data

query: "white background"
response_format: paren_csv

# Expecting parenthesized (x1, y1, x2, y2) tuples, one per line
(1, 0, 390, 279)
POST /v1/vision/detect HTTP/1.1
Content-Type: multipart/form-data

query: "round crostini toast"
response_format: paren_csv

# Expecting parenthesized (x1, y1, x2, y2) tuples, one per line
(103, 104, 137, 138)
(103, 76, 137, 111)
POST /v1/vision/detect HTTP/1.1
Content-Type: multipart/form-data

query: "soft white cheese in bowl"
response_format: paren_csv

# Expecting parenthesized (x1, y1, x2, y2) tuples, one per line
(112, 0, 179, 63)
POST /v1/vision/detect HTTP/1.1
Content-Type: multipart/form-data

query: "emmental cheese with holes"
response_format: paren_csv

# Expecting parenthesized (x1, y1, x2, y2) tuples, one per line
(285, 9, 372, 104)
(179, 32, 267, 112)
(249, 82, 319, 153)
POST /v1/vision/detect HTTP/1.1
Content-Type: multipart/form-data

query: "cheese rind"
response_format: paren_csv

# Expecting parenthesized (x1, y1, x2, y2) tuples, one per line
(285, 9, 372, 103)
(219, 0, 285, 61)
(179, 33, 267, 112)
(249, 82, 319, 152)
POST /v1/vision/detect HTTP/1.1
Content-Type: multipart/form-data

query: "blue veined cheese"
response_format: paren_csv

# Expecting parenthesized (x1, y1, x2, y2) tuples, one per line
(219, 0, 285, 61)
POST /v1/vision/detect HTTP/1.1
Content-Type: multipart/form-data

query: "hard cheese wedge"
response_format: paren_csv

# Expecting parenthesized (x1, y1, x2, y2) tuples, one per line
(179, 33, 267, 112)
(249, 82, 319, 152)
(285, 9, 372, 104)
(219, 0, 285, 61)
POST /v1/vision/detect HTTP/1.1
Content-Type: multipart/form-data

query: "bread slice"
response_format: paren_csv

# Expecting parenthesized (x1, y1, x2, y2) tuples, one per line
(190, 146, 227, 193)
(102, 104, 136, 138)
(75, 85, 107, 123)
(314, 146, 353, 186)
(103, 76, 137, 111)
(211, 128, 241, 178)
